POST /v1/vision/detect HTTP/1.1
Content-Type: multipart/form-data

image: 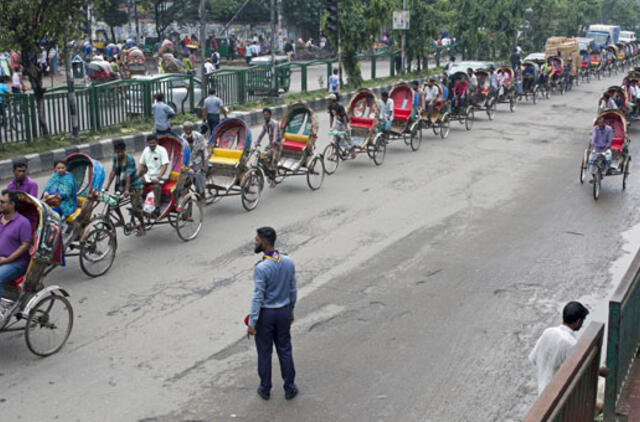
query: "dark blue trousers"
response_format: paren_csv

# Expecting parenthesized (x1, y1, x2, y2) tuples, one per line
(254, 307, 296, 395)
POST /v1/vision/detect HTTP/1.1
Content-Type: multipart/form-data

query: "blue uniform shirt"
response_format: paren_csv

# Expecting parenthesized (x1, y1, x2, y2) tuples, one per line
(249, 250, 297, 326)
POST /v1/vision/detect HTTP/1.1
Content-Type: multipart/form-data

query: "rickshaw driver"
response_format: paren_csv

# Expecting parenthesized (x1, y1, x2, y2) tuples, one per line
(379, 91, 394, 142)
(589, 116, 613, 171)
(138, 134, 170, 217)
(423, 78, 439, 121)
(540, 61, 552, 85)
(410, 80, 423, 118)
(255, 108, 282, 188)
(327, 94, 354, 158)
(523, 64, 535, 91)
(0, 190, 33, 319)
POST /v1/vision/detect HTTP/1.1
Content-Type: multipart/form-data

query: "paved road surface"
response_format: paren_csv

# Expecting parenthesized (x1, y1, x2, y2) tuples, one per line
(1, 73, 638, 422)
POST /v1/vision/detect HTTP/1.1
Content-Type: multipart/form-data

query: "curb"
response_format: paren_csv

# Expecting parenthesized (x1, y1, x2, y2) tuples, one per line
(0, 75, 433, 181)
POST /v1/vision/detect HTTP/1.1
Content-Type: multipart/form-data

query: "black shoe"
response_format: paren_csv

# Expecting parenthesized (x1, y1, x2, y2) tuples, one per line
(257, 388, 270, 401)
(152, 208, 161, 218)
(285, 388, 298, 400)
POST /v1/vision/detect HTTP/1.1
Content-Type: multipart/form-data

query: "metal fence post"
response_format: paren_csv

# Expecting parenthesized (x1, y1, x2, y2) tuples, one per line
(604, 303, 621, 421)
(390, 53, 395, 77)
(143, 81, 152, 118)
(371, 55, 376, 79)
(189, 75, 195, 112)
(301, 64, 307, 92)
(237, 69, 246, 104)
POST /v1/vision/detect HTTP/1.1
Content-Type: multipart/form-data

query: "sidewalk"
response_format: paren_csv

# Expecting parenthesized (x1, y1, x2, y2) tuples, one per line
(616, 350, 640, 421)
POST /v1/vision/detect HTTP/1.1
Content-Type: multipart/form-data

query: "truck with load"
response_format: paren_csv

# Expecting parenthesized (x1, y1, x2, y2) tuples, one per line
(585, 24, 621, 50)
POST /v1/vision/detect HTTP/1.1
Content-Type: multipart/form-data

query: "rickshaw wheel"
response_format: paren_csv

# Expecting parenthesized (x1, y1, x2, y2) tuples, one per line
(241, 169, 263, 212)
(306, 156, 325, 191)
(623, 158, 631, 191)
(580, 158, 587, 185)
(25, 294, 73, 357)
(79, 226, 117, 278)
(372, 134, 386, 166)
(410, 125, 422, 151)
(465, 108, 474, 131)
(532, 90, 537, 105)
(593, 172, 601, 200)
(509, 98, 516, 112)
(440, 114, 450, 139)
(175, 196, 203, 241)
(322, 143, 340, 175)
(487, 102, 496, 120)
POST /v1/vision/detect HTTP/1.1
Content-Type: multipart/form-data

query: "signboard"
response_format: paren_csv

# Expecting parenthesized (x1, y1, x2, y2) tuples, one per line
(393, 11, 410, 30)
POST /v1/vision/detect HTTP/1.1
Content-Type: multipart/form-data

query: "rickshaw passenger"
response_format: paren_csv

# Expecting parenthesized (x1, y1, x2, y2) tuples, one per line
(255, 108, 281, 188)
(490, 67, 499, 96)
(514, 65, 523, 94)
(139, 134, 169, 217)
(441, 73, 452, 100)
(540, 62, 552, 85)
(630, 80, 640, 114)
(599, 93, 617, 111)
(589, 116, 613, 166)
(43, 160, 76, 218)
(497, 69, 509, 97)
(467, 68, 478, 92)
(613, 92, 624, 110)
(6, 158, 38, 197)
(0, 189, 33, 318)
(523, 65, 535, 91)
(452, 76, 469, 112)
(423, 79, 439, 120)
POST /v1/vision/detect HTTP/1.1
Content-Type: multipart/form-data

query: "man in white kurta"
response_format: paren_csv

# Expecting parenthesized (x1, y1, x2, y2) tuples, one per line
(528, 301, 590, 395)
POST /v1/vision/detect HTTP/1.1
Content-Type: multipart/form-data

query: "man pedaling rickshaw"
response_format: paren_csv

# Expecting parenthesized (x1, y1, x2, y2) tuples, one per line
(589, 116, 613, 174)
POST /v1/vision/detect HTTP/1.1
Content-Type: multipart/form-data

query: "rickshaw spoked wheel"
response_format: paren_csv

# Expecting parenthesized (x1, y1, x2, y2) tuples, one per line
(241, 169, 264, 212)
(440, 114, 450, 139)
(25, 294, 73, 357)
(322, 143, 340, 175)
(623, 157, 631, 191)
(175, 196, 203, 241)
(410, 123, 422, 151)
(580, 157, 587, 185)
(465, 108, 475, 130)
(487, 101, 496, 120)
(593, 172, 602, 200)
(306, 156, 325, 191)
(372, 133, 386, 166)
(79, 226, 117, 278)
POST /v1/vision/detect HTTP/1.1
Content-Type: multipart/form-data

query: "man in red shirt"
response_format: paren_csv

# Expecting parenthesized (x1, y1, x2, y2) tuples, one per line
(453, 76, 469, 113)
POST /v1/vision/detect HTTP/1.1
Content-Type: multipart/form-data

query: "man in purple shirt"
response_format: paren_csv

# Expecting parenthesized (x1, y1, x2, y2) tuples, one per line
(0, 190, 33, 319)
(590, 116, 613, 167)
(6, 158, 38, 197)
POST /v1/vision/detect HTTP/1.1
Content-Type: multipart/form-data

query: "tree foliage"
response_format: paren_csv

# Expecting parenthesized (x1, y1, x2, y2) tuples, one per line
(0, 0, 84, 135)
(94, 0, 129, 43)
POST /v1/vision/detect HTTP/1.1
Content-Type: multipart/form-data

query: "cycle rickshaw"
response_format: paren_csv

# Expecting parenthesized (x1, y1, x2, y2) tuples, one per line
(1, 192, 73, 356)
(323, 88, 386, 174)
(580, 110, 631, 200)
(262, 103, 324, 190)
(101, 133, 204, 241)
(204, 118, 264, 211)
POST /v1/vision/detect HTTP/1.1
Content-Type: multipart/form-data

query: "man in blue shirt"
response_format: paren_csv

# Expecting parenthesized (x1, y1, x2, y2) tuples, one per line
(247, 226, 298, 401)
(152, 92, 175, 134)
(589, 116, 613, 168)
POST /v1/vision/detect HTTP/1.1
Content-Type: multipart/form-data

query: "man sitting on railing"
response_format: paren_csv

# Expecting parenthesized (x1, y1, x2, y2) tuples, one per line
(529, 301, 590, 395)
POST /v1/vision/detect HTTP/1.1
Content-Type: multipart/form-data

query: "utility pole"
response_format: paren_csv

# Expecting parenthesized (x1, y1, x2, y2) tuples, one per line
(199, 0, 206, 83)
(269, 0, 277, 98)
(401, 0, 406, 74)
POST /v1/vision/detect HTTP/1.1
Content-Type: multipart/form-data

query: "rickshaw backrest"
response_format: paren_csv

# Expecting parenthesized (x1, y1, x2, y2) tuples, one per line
(158, 135, 190, 182)
(66, 153, 105, 197)
(390, 84, 412, 121)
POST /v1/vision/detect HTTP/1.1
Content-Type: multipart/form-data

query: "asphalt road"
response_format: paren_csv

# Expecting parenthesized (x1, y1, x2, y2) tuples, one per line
(1, 72, 639, 422)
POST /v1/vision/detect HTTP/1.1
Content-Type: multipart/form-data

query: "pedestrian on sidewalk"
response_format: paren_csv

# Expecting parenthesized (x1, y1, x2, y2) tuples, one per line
(152, 92, 175, 134)
(6, 158, 38, 197)
(201, 87, 228, 134)
(328, 68, 340, 102)
(247, 227, 298, 401)
(529, 301, 589, 395)
(11, 68, 22, 94)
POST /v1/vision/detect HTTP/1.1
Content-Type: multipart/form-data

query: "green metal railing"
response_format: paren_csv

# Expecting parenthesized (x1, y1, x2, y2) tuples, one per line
(604, 249, 640, 420)
(523, 322, 604, 422)
(0, 49, 454, 145)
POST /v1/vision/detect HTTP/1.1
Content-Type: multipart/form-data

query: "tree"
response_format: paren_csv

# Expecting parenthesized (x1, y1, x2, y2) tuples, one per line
(323, 0, 393, 88)
(280, 0, 324, 40)
(402, 0, 452, 71)
(94, 0, 129, 43)
(0, 0, 84, 136)
(207, 0, 270, 24)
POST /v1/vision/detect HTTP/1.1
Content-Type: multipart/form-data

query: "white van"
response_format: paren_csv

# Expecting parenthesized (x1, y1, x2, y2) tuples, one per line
(620, 31, 636, 43)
